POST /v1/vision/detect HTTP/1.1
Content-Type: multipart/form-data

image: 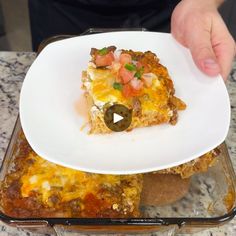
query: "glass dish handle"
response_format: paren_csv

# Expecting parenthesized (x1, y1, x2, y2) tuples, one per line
(80, 27, 147, 35)
(53, 224, 178, 236)
(37, 27, 147, 53)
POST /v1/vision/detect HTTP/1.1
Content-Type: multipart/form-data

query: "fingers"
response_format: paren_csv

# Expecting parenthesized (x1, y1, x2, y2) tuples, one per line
(171, 3, 235, 80)
(173, 11, 235, 80)
(187, 25, 221, 77)
(211, 16, 236, 80)
(171, 12, 187, 47)
(213, 38, 235, 80)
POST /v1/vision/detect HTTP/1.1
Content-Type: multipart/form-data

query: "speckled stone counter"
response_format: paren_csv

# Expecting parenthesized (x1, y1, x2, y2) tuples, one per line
(0, 52, 235, 236)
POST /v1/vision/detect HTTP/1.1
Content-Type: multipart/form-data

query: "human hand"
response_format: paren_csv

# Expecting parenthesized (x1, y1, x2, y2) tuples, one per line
(171, 0, 236, 80)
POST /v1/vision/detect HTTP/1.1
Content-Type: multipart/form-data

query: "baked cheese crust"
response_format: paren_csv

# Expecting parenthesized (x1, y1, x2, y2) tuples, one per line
(0, 132, 220, 218)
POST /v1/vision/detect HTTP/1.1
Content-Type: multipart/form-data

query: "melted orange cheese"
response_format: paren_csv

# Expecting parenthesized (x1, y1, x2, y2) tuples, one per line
(21, 154, 122, 206)
(88, 67, 125, 104)
(87, 66, 171, 114)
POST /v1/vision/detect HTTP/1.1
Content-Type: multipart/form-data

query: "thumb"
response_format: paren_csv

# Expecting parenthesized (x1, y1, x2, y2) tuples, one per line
(188, 29, 221, 77)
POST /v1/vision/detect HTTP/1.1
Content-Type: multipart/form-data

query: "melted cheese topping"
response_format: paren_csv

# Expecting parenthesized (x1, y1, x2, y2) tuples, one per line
(87, 65, 171, 114)
(21, 154, 123, 206)
(87, 66, 126, 105)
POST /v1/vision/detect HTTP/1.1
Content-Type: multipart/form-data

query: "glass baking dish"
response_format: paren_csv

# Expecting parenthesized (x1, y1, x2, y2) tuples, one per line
(0, 29, 236, 236)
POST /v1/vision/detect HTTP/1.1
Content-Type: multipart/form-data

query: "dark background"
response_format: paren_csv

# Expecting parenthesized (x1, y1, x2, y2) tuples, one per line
(0, 0, 235, 51)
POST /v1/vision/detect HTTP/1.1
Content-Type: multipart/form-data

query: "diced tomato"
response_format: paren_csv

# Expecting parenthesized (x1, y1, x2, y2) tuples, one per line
(122, 84, 133, 98)
(130, 77, 143, 90)
(95, 52, 115, 67)
(122, 83, 142, 98)
(119, 66, 135, 84)
(119, 53, 132, 65)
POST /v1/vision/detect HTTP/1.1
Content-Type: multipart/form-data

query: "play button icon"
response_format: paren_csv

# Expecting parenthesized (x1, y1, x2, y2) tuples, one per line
(104, 104, 132, 132)
(113, 113, 124, 123)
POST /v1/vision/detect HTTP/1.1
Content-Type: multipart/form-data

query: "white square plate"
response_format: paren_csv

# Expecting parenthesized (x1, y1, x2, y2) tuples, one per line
(19, 32, 230, 174)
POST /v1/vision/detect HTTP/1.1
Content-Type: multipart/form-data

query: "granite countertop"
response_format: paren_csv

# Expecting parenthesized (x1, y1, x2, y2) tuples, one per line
(0, 52, 235, 236)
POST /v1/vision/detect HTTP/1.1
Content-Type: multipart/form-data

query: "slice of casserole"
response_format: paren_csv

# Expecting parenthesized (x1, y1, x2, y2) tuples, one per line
(82, 46, 186, 134)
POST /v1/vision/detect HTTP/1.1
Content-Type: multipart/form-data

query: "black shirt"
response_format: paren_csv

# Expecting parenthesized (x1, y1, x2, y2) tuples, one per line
(29, 0, 180, 50)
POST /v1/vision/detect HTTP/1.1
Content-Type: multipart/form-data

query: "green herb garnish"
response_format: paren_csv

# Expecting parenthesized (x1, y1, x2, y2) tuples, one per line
(124, 63, 136, 71)
(98, 47, 108, 56)
(134, 71, 141, 79)
(134, 66, 144, 79)
(113, 82, 123, 91)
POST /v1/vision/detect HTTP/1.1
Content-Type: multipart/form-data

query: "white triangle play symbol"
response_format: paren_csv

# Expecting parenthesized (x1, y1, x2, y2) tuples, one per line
(113, 113, 124, 124)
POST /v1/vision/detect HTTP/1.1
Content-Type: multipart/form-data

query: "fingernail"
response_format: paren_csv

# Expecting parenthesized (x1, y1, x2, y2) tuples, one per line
(204, 59, 220, 70)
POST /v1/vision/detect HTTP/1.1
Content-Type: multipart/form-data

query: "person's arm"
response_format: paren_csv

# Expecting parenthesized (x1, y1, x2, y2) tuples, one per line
(171, 0, 235, 80)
